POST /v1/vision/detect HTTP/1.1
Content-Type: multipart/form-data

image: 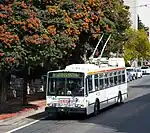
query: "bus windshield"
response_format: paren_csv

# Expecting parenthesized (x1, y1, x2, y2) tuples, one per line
(47, 72, 84, 96)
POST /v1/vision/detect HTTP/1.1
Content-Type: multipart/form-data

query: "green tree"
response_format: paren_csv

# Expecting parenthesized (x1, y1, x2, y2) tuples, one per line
(124, 29, 150, 64)
(100, 0, 131, 55)
(138, 15, 149, 38)
(138, 15, 149, 31)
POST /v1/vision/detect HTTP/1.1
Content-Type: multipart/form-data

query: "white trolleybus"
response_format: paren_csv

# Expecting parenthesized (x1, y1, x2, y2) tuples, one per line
(45, 63, 128, 116)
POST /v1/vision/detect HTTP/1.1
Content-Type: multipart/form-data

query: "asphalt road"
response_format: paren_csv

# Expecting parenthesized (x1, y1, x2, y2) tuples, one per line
(7, 76, 150, 133)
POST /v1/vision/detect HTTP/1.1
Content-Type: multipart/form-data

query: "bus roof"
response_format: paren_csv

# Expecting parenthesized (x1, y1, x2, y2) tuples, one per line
(65, 64, 100, 72)
(47, 64, 98, 74)
(47, 64, 125, 75)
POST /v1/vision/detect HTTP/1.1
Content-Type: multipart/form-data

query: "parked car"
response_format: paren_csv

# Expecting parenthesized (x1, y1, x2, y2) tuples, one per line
(135, 68, 143, 78)
(126, 67, 137, 80)
(141, 66, 150, 75)
(127, 71, 133, 82)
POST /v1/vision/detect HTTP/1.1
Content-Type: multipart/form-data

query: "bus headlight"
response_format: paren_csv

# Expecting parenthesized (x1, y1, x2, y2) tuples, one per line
(76, 104, 85, 108)
(47, 103, 56, 107)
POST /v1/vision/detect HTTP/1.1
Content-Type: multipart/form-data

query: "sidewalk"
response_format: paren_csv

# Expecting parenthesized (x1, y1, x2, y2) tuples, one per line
(0, 99, 46, 121)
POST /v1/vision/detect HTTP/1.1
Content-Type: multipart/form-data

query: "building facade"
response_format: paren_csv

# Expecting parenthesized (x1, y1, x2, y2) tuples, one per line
(124, 0, 138, 30)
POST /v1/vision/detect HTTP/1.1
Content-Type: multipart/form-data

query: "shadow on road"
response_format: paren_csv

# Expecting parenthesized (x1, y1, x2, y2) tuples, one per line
(27, 110, 88, 120)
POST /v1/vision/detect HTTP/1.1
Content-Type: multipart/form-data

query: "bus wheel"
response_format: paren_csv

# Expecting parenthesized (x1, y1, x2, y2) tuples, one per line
(93, 101, 99, 116)
(117, 92, 122, 105)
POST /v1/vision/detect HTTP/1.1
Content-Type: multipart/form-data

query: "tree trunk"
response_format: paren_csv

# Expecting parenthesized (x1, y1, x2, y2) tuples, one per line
(0, 80, 7, 104)
(22, 66, 28, 105)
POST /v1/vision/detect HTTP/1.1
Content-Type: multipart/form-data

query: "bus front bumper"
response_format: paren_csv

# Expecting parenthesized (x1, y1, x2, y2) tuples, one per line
(45, 107, 86, 114)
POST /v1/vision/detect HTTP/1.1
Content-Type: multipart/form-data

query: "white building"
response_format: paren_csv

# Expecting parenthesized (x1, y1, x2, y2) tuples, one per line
(124, 0, 138, 30)
(137, 0, 150, 41)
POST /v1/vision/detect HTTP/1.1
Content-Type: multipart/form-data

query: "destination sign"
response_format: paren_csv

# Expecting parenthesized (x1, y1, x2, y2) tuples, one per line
(50, 72, 83, 78)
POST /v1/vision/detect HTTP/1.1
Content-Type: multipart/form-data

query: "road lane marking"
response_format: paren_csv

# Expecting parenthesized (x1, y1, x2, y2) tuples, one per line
(6, 116, 49, 133)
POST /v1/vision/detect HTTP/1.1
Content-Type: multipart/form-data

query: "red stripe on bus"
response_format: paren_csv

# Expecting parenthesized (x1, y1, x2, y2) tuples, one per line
(88, 67, 125, 74)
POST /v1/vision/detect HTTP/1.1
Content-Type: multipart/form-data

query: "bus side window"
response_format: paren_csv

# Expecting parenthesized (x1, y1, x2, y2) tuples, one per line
(94, 74, 99, 91)
(104, 73, 109, 88)
(109, 72, 114, 87)
(87, 75, 93, 93)
(118, 75, 121, 84)
(99, 78, 103, 90)
(114, 76, 118, 85)
(110, 77, 114, 87)
(121, 70, 125, 83)
(105, 78, 109, 88)
(122, 74, 125, 83)
(99, 74, 104, 90)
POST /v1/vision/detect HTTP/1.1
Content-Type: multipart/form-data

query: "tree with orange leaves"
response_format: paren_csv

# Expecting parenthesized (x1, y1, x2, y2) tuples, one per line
(0, 0, 131, 104)
(0, 0, 52, 104)
(35, 0, 130, 66)
(37, 0, 105, 65)
(39, 0, 130, 64)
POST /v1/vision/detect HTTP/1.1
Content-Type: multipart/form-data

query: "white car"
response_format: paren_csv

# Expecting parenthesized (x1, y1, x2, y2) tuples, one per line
(135, 68, 142, 78)
(141, 66, 150, 75)
(126, 67, 137, 80)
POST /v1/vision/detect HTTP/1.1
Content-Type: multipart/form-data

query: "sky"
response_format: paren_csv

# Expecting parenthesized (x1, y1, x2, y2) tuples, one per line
(137, 0, 150, 28)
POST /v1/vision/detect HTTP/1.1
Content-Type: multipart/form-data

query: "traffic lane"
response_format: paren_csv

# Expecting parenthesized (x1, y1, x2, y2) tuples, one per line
(83, 92, 150, 133)
(13, 76, 150, 133)
(13, 93, 150, 133)
(128, 75, 150, 100)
